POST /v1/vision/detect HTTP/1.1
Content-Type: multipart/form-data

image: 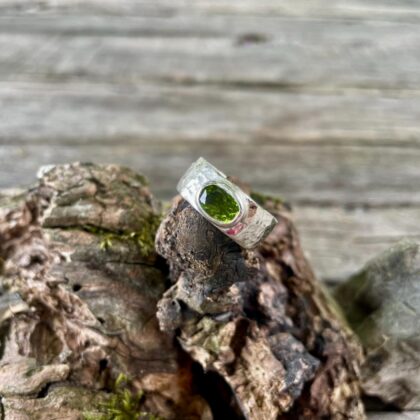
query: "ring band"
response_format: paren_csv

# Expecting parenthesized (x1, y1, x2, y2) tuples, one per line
(176, 157, 277, 249)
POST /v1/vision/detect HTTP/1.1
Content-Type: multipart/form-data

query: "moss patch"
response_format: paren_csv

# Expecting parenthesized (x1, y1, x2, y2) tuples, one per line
(81, 214, 162, 256)
(250, 191, 283, 207)
(83, 373, 162, 420)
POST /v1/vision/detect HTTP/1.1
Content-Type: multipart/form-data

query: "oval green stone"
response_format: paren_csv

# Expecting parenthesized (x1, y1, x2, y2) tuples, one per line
(198, 184, 240, 223)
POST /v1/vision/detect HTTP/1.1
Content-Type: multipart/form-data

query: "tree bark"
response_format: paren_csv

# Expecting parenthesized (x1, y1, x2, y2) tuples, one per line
(0, 163, 364, 419)
(0, 163, 210, 419)
(155, 185, 365, 420)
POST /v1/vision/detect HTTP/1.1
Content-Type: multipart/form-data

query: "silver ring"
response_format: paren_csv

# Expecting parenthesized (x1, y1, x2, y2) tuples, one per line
(176, 157, 277, 249)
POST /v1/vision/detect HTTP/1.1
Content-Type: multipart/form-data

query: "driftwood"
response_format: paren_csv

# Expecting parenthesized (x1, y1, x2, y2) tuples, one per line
(0, 163, 209, 419)
(155, 184, 365, 419)
(0, 163, 364, 419)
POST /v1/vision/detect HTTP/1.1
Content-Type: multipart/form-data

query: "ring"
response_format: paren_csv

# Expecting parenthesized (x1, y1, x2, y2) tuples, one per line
(176, 157, 277, 249)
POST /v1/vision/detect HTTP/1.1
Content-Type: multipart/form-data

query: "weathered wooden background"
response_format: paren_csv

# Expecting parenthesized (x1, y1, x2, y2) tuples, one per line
(2, 0, 420, 287)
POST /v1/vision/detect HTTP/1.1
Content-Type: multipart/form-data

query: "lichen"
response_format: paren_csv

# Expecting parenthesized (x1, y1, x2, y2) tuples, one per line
(83, 373, 162, 420)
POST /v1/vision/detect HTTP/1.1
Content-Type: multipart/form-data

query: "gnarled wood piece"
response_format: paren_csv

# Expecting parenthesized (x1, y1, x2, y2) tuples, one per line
(0, 163, 210, 419)
(156, 191, 365, 419)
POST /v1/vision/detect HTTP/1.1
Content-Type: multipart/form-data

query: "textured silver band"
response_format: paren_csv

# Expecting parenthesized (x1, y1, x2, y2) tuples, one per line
(177, 157, 277, 249)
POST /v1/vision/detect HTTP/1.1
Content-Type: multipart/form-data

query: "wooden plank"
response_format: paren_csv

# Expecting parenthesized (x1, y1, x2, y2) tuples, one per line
(3, 142, 420, 207)
(1, 82, 420, 146)
(3, 0, 420, 22)
(1, 10, 420, 91)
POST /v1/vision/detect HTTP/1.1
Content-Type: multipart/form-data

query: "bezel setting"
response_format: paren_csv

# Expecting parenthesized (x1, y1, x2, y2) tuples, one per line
(195, 180, 245, 228)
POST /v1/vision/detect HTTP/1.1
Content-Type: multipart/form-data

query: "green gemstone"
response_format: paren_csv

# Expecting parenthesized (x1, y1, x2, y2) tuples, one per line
(198, 184, 240, 223)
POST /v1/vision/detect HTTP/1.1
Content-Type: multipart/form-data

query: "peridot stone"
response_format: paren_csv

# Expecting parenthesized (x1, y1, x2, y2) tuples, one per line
(198, 184, 240, 223)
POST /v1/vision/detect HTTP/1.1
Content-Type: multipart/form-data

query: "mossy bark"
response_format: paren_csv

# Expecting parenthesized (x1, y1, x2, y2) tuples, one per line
(0, 163, 209, 419)
(0, 163, 364, 419)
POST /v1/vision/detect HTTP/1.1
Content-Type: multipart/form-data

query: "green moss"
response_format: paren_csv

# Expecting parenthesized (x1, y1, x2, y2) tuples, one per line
(250, 191, 283, 207)
(81, 214, 162, 256)
(83, 373, 163, 420)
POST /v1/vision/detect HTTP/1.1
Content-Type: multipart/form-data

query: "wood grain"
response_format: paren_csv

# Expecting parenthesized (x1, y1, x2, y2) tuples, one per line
(1, 14, 420, 90)
(3, 82, 420, 149)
